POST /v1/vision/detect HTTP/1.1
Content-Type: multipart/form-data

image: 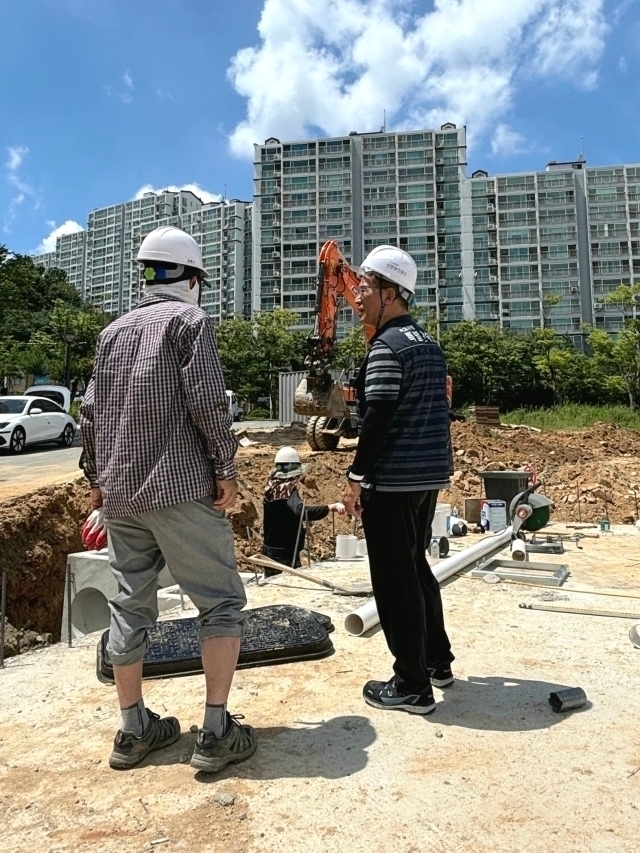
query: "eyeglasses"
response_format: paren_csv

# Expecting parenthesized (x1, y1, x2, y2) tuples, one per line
(353, 282, 394, 296)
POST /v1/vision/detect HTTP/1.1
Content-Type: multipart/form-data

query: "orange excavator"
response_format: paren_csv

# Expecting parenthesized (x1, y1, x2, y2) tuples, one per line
(293, 240, 368, 450)
(294, 240, 454, 451)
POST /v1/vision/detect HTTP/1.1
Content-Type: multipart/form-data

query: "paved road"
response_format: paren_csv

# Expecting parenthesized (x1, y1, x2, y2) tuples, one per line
(0, 420, 282, 501)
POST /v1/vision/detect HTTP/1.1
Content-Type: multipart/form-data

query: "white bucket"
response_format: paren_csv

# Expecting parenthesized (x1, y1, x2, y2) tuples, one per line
(432, 506, 449, 538)
(336, 534, 358, 559)
(357, 538, 368, 556)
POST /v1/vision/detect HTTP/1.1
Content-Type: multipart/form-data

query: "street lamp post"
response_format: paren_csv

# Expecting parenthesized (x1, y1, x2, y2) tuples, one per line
(63, 332, 76, 390)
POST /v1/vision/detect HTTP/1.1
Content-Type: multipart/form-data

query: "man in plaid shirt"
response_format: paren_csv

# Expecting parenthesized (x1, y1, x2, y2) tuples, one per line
(80, 226, 256, 773)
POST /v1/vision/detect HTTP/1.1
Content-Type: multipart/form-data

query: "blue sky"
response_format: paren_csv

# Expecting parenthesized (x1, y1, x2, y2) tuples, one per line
(1, 0, 639, 255)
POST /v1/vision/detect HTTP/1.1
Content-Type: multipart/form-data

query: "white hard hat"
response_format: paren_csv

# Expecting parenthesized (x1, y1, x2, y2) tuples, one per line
(275, 446, 301, 466)
(136, 226, 208, 280)
(272, 446, 306, 479)
(361, 245, 417, 297)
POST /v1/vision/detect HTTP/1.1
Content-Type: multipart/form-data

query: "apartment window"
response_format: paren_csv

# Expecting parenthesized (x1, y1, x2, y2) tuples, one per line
(444, 217, 461, 231)
(398, 167, 427, 182)
(399, 184, 428, 199)
(506, 248, 531, 262)
(400, 151, 426, 164)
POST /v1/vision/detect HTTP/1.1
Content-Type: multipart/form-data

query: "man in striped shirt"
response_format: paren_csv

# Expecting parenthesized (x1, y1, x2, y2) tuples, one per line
(342, 245, 454, 716)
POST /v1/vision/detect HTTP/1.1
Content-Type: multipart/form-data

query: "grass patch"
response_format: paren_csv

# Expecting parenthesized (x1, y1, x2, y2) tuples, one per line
(502, 404, 640, 432)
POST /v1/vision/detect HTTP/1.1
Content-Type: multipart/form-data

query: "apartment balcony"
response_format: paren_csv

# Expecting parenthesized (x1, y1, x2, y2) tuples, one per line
(318, 176, 350, 188)
(283, 165, 314, 175)
(318, 161, 350, 172)
(363, 175, 395, 185)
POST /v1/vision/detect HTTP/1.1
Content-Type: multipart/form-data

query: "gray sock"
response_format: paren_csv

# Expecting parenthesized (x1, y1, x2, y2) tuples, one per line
(120, 700, 149, 737)
(203, 703, 228, 738)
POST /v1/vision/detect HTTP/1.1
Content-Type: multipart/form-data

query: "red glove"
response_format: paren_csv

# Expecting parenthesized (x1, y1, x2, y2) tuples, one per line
(82, 508, 107, 550)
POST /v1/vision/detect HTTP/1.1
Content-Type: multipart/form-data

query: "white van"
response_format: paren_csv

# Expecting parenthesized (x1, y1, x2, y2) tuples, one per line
(226, 390, 243, 422)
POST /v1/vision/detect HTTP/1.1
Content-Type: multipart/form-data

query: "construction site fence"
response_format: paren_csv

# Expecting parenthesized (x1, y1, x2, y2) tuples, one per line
(278, 370, 343, 425)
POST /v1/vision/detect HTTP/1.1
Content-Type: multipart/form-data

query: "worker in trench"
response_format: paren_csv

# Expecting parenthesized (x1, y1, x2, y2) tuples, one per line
(342, 245, 454, 715)
(80, 226, 256, 773)
(261, 445, 346, 575)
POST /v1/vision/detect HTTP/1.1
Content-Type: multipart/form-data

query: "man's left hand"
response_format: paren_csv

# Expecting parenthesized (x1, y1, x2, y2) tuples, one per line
(342, 480, 363, 517)
(214, 478, 238, 510)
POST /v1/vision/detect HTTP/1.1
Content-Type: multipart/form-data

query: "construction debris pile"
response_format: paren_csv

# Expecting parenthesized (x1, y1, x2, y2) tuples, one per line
(445, 421, 640, 524)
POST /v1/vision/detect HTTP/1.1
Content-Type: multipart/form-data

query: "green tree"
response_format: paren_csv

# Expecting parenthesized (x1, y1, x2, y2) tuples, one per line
(586, 283, 640, 409)
(0, 247, 111, 391)
(588, 324, 640, 408)
(440, 321, 545, 410)
(333, 325, 367, 371)
(216, 315, 263, 405)
(216, 309, 305, 416)
(253, 310, 305, 417)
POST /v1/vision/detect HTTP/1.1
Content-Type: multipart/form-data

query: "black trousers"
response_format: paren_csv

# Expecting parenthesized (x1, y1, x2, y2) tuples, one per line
(361, 488, 454, 693)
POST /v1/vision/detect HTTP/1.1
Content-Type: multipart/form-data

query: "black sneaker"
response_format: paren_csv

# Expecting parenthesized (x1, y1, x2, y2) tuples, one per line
(190, 713, 257, 773)
(428, 664, 455, 688)
(109, 709, 181, 770)
(363, 677, 436, 715)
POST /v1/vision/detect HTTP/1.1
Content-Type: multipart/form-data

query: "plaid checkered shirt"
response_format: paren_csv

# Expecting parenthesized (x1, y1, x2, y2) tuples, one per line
(80, 293, 238, 519)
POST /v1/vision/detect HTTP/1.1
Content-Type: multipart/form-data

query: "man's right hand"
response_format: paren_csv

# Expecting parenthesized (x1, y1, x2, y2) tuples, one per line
(214, 478, 238, 510)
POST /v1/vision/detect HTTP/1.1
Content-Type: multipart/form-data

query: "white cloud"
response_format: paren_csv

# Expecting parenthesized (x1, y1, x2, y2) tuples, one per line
(133, 183, 223, 204)
(156, 88, 175, 101)
(3, 145, 38, 233)
(32, 220, 84, 255)
(491, 123, 529, 156)
(618, 55, 628, 72)
(122, 70, 134, 103)
(227, 0, 609, 157)
(6, 146, 28, 172)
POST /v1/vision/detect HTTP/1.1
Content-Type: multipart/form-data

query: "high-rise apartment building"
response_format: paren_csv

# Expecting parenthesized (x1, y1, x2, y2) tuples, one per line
(466, 159, 640, 344)
(31, 231, 87, 296)
(82, 190, 251, 321)
(252, 124, 467, 333)
(29, 127, 639, 341)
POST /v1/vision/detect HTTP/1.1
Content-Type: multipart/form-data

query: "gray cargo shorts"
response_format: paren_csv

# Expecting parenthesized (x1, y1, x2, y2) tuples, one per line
(105, 495, 246, 667)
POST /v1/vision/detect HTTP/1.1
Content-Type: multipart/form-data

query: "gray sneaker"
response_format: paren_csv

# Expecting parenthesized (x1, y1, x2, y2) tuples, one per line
(190, 713, 257, 774)
(109, 709, 181, 770)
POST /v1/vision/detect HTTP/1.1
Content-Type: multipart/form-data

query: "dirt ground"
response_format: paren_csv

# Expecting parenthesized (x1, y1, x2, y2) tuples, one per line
(1, 524, 639, 852)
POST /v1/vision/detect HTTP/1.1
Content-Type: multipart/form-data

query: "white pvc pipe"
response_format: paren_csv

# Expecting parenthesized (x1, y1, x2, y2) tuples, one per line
(510, 539, 527, 561)
(344, 525, 513, 636)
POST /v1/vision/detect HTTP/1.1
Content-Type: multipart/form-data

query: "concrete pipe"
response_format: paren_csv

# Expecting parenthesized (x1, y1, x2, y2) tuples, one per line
(345, 525, 513, 636)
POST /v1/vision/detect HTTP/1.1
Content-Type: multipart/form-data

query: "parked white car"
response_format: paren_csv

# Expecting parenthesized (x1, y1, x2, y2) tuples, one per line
(24, 384, 72, 412)
(0, 396, 77, 454)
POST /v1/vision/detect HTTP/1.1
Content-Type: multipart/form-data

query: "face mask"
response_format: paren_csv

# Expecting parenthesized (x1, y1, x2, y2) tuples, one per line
(144, 279, 200, 305)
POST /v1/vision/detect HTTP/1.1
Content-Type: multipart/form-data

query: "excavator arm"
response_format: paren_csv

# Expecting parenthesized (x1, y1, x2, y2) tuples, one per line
(294, 241, 371, 419)
(311, 240, 375, 359)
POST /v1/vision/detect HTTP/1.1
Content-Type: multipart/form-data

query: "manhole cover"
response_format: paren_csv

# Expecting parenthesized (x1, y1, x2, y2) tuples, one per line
(97, 605, 334, 683)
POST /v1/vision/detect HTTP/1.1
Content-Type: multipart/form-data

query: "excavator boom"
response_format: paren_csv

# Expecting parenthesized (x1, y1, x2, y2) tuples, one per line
(293, 241, 371, 420)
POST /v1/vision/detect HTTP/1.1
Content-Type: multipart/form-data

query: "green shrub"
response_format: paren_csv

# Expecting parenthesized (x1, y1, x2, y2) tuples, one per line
(69, 400, 81, 422)
(246, 408, 270, 420)
(503, 404, 640, 431)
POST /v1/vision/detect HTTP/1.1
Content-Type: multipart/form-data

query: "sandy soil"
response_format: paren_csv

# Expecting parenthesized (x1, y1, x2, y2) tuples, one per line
(1, 525, 639, 853)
